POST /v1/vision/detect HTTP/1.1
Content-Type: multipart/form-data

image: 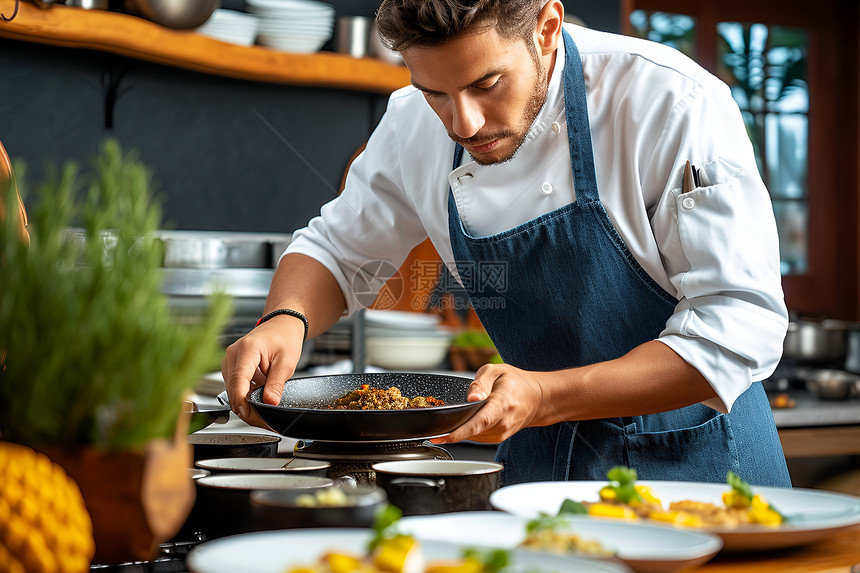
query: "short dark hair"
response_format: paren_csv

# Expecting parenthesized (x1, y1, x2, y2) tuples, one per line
(375, 0, 545, 52)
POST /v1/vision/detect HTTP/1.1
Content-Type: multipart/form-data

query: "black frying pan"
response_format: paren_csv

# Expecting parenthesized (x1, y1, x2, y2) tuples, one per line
(247, 373, 485, 442)
(184, 401, 231, 434)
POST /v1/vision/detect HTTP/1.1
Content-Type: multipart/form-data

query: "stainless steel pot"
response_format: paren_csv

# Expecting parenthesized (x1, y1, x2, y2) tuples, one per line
(123, 0, 219, 29)
(783, 319, 849, 365)
(372, 459, 503, 516)
(845, 328, 860, 374)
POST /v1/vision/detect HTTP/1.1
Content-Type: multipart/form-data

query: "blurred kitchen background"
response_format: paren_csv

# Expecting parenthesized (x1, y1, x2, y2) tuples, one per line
(1, 0, 859, 491)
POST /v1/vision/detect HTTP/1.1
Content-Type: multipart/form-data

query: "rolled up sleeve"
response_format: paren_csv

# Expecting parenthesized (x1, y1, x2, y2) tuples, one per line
(649, 83, 788, 413)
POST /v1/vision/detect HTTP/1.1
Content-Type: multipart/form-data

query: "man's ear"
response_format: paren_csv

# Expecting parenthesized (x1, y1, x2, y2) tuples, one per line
(536, 0, 564, 56)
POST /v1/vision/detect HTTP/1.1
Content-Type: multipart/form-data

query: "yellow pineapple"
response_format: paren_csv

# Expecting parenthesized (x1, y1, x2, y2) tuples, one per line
(0, 442, 95, 573)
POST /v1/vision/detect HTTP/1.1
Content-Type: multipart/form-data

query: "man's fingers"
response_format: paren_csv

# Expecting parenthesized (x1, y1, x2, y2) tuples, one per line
(262, 355, 295, 406)
(224, 345, 262, 420)
(468, 366, 499, 401)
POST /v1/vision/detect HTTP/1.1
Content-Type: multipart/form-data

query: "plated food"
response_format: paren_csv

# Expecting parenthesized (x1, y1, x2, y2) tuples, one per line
(490, 469, 860, 551)
(398, 511, 722, 573)
(186, 529, 631, 573)
(565, 467, 784, 528)
(329, 384, 446, 410)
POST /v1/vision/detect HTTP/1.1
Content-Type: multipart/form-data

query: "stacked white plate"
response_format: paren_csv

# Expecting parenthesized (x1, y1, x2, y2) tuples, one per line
(247, 0, 336, 54)
(364, 310, 453, 371)
(196, 9, 260, 47)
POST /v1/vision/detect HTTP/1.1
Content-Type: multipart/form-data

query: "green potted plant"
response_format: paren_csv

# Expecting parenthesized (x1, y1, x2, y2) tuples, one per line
(0, 140, 231, 565)
(449, 329, 503, 372)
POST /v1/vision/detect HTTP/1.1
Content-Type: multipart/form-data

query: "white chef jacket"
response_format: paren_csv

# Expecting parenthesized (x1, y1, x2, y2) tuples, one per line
(285, 24, 788, 413)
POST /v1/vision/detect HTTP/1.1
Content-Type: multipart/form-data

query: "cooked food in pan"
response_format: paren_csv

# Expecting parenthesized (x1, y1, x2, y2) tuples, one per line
(328, 384, 446, 410)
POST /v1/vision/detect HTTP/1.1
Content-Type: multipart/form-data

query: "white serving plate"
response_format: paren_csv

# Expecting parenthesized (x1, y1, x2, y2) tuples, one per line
(398, 511, 722, 573)
(186, 528, 633, 573)
(195, 457, 330, 473)
(490, 480, 860, 551)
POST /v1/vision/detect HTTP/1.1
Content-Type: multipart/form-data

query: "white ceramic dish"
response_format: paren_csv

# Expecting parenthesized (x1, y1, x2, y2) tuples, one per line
(186, 528, 633, 573)
(195, 457, 330, 473)
(245, 0, 334, 14)
(365, 309, 442, 330)
(366, 336, 451, 370)
(490, 480, 860, 551)
(258, 35, 330, 53)
(196, 473, 333, 491)
(398, 511, 722, 573)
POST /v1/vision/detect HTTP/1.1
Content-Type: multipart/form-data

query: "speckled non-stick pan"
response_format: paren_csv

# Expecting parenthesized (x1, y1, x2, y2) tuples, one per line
(247, 372, 484, 443)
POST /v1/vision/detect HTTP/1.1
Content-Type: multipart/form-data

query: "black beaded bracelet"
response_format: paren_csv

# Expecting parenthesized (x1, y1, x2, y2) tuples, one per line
(255, 308, 309, 341)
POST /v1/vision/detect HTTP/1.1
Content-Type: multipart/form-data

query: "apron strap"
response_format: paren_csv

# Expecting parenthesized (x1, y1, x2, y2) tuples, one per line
(561, 29, 600, 204)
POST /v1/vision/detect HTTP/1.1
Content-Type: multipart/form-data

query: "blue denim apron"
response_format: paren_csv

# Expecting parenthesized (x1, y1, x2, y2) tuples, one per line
(447, 30, 790, 488)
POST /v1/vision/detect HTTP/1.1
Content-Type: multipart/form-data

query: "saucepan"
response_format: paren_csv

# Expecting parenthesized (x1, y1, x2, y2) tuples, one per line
(247, 372, 484, 442)
(782, 319, 849, 365)
(373, 459, 503, 515)
(187, 433, 282, 461)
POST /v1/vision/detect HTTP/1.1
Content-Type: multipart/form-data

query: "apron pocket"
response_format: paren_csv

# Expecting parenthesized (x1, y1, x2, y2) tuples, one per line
(624, 413, 739, 483)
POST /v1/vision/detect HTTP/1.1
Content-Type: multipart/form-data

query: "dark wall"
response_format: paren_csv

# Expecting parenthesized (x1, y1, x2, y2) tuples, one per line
(321, 0, 622, 32)
(0, 39, 384, 234)
(0, 1, 621, 234)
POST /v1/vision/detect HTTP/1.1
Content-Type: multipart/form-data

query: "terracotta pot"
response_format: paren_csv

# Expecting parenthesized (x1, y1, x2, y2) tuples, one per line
(39, 413, 195, 565)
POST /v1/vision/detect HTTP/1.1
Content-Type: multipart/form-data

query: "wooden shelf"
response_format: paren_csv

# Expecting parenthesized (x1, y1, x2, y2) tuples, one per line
(0, 2, 411, 94)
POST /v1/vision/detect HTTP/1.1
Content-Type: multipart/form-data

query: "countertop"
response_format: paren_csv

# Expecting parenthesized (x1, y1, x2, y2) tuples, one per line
(697, 526, 860, 573)
(769, 388, 860, 428)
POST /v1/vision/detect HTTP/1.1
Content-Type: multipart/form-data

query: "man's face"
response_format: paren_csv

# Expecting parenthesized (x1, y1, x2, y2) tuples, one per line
(402, 26, 549, 166)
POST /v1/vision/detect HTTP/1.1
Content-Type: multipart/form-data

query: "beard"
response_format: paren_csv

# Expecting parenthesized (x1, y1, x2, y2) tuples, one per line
(449, 41, 549, 166)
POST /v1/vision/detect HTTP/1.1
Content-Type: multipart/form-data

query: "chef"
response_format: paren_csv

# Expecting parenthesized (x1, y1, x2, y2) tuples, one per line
(223, 0, 792, 487)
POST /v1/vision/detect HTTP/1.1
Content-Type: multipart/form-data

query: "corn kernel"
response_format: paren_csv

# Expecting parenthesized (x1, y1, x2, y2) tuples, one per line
(588, 503, 639, 520)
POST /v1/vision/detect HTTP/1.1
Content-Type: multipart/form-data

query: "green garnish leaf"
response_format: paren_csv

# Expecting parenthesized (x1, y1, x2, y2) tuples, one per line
(606, 466, 642, 504)
(607, 466, 638, 485)
(462, 548, 511, 572)
(526, 512, 569, 534)
(368, 503, 403, 551)
(727, 471, 754, 502)
(727, 471, 787, 520)
(558, 499, 588, 515)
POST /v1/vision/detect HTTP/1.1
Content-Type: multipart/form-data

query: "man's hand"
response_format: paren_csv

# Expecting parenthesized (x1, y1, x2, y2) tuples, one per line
(432, 364, 553, 444)
(220, 314, 307, 426)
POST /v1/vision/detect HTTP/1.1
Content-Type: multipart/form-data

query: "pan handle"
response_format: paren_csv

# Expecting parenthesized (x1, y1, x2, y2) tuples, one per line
(390, 477, 446, 491)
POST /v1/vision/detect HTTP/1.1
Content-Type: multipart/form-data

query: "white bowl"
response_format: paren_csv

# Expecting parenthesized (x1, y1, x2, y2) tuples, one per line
(366, 336, 451, 370)
(365, 309, 442, 330)
(246, 0, 335, 14)
(257, 35, 330, 53)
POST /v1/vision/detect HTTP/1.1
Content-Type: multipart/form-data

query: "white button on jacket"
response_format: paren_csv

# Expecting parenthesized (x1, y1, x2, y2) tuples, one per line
(287, 24, 788, 413)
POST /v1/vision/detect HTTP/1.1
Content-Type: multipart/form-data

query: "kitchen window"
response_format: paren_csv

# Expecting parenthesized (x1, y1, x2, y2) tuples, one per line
(623, 0, 859, 319)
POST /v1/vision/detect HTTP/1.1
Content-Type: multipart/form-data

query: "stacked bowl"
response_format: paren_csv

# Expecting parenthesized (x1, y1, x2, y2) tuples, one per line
(365, 310, 453, 371)
(196, 9, 260, 46)
(247, 0, 336, 54)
